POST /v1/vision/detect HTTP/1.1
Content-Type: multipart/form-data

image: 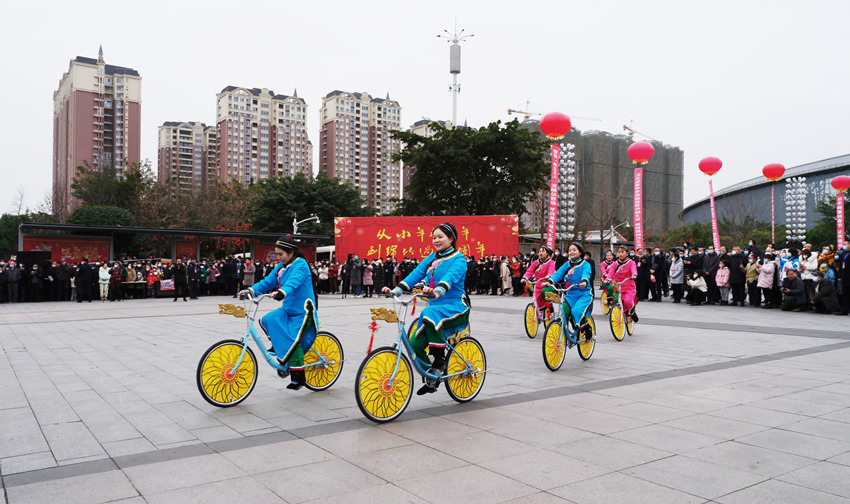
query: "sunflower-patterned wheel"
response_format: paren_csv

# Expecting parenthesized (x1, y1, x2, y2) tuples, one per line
(577, 316, 596, 361)
(355, 347, 414, 423)
(524, 303, 538, 338)
(600, 290, 611, 315)
(610, 305, 626, 341)
(542, 320, 567, 371)
(303, 331, 344, 391)
(197, 340, 258, 407)
(626, 313, 635, 336)
(445, 337, 487, 403)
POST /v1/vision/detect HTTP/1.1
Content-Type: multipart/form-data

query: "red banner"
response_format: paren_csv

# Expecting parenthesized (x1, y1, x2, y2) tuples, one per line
(175, 240, 197, 261)
(334, 215, 519, 261)
(633, 167, 644, 250)
(771, 183, 776, 245)
(547, 143, 560, 249)
(254, 244, 315, 264)
(709, 178, 720, 250)
(837, 192, 845, 247)
(22, 236, 110, 263)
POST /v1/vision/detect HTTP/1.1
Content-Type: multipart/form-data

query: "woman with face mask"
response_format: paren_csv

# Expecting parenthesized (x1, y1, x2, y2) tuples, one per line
(545, 242, 594, 332)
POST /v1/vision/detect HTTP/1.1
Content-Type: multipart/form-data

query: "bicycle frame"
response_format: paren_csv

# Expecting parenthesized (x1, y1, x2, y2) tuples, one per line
(383, 294, 477, 387)
(549, 284, 593, 346)
(526, 280, 560, 321)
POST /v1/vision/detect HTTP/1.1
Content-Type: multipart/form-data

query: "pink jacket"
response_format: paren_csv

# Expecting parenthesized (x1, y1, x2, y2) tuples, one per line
(715, 266, 730, 287)
(523, 259, 556, 282)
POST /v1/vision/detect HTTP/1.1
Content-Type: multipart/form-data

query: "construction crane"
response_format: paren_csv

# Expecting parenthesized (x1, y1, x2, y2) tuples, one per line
(622, 122, 657, 141)
(508, 101, 601, 123)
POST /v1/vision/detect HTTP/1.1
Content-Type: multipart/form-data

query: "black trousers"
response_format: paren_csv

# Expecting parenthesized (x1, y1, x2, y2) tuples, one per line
(671, 283, 683, 302)
(731, 283, 745, 305)
(76, 283, 92, 302)
(705, 276, 718, 304)
(173, 281, 188, 300)
(747, 281, 760, 306)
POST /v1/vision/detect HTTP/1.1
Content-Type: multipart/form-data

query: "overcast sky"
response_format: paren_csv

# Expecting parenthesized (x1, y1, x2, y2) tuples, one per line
(3, 0, 848, 215)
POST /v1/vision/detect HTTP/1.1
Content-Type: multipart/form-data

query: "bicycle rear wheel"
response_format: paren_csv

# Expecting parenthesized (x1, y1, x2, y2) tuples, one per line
(355, 347, 414, 423)
(445, 337, 486, 402)
(197, 339, 258, 407)
(600, 290, 611, 315)
(303, 331, 344, 391)
(609, 305, 625, 341)
(542, 320, 567, 371)
(578, 317, 596, 361)
(626, 313, 635, 335)
(524, 303, 538, 338)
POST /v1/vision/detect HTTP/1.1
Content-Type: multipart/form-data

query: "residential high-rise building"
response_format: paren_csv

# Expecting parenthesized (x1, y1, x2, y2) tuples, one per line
(319, 91, 401, 214)
(157, 121, 217, 193)
(215, 86, 311, 185)
(403, 119, 452, 196)
(53, 46, 141, 214)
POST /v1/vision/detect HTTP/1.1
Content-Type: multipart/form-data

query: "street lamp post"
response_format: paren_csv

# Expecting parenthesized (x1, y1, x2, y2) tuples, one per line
(293, 215, 320, 235)
(609, 219, 631, 252)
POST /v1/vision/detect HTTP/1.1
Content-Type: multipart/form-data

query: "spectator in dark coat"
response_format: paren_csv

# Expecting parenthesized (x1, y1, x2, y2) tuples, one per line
(810, 270, 840, 313)
(75, 258, 94, 302)
(55, 259, 74, 301)
(170, 259, 188, 302)
(835, 241, 850, 315)
(728, 246, 747, 306)
(780, 269, 806, 311)
(219, 258, 237, 297)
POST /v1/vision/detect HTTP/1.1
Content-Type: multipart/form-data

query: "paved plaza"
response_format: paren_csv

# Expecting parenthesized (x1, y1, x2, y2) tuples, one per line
(1, 293, 850, 503)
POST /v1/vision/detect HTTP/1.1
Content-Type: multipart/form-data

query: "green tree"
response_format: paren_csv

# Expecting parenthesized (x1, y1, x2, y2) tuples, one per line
(71, 160, 155, 216)
(392, 119, 549, 216)
(251, 172, 374, 243)
(67, 205, 135, 227)
(807, 195, 848, 247)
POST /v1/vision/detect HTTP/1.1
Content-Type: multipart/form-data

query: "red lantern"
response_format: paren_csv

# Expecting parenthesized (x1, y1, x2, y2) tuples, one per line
(831, 175, 850, 192)
(539, 112, 571, 140)
(627, 141, 655, 165)
(699, 156, 723, 176)
(762, 163, 785, 182)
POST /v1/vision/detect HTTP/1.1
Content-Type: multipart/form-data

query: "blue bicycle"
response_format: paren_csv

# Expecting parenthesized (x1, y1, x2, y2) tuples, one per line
(355, 291, 487, 423)
(542, 284, 597, 371)
(197, 293, 344, 407)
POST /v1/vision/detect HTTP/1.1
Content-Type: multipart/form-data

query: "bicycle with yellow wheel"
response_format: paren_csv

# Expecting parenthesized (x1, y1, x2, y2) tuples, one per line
(541, 284, 597, 371)
(356, 291, 487, 423)
(197, 293, 344, 407)
(607, 282, 634, 342)
(521, 279, 558, 339)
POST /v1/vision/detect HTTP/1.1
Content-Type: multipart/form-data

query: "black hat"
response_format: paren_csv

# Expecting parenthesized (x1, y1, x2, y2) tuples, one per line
(570, 242, 584, 256)
(434, 222, 458, 245)
(274, 235, 298, 251)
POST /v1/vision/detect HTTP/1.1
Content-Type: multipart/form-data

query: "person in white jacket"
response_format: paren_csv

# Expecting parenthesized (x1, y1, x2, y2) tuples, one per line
(800, 248, 819, 305)
(686, 271, 707, 306)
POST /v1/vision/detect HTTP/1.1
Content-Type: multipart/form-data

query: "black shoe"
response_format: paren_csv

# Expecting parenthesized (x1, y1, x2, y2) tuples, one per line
(631, 312, 639, 323)
(184, 298, 188, 302)
(287, 369, 305, 390)
(416, 383, 438, 395)
(834, 312, 848, 316)
(173, 298, 177, 302)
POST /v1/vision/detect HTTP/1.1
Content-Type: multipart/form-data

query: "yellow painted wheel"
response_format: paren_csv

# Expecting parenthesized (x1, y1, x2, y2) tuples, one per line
(355, 347, 413, 423)
(578, 317, 596, 361)
(542, 320, 567, 371)
(445, 337, 487, 403)
(626, 313, 635, 335)
(524, 303, 538, 339)
(408, 319, 419, 341)
(303, 331, 344, 391)
(197, 340, 258, 407)
(610, 305, 626, 341)
(600, 290, 611, 315)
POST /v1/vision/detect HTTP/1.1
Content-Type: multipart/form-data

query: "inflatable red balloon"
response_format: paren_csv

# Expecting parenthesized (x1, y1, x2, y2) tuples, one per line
(627, 141, 655, 165)
(699, 156, 723, 176)
(762, 163, 785, 182)
(539, 112, 571, 140)
(831, 175, 850, 192)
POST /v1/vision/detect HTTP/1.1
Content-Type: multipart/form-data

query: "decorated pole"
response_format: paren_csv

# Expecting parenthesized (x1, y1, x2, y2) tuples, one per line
(627, 141, 654, 250)
(831, 176, 850, 246)
(698, 157, 723, 250)
(762, 163, 786, 245)
(539, 112, 572, 249)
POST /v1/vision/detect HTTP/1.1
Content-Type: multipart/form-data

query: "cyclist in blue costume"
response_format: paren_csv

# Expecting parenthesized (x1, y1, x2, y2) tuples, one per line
(239, 235, 318, 390)
(384, 223, 469, 395)
(546, 242, 593, 333)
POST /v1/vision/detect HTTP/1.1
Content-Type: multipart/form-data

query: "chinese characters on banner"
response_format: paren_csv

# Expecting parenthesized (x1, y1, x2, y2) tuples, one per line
(22, 236, 110, 263)
(175, 240, 198, 261)
(837, 192, 845, 247)
(708, 178, 721, 250)
(546, 144, 560, 249)
(254, 244, 315, 264)
(334, 215, 519, 261)
(633, 168, 644, 250)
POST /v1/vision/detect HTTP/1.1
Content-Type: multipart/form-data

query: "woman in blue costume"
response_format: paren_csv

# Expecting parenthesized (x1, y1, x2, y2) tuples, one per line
(546, 242, 593, 332)
(383, 223, 469, 396)
(239, 235, 318, 391)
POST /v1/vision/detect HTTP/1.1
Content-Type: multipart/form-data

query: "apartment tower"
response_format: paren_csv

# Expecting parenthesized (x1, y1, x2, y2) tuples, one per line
(157, 121, 217, 193)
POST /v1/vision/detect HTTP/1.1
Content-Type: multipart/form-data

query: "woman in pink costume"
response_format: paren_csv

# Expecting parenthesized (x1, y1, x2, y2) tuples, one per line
(606, 246, 640, 322)
(521, 246, 557, 319)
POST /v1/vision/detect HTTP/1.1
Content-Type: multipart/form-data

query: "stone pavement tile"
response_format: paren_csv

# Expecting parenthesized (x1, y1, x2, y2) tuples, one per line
(443, 406, 543, 431)
(778, 460, 850, 497)
(553, 392, 633, 411)
(551, 435, 671, 471)
(829, 452, 850, 467)
(784, 389, 850, 408)
(559, 410, 650, 435)
(134, 421, 196, 447)
(154, 400, 223, 430)
(610, 424, 724, 454)
(600, 401, 695, 424)
(41, 421, 104, 461)
(306, 482, 429, 504)
(481, 447, 610, 491)
(624, 455, 767, 501)
(145, 475, 287, 504)
(4, 469, 138, 504)
(346, 443, 467, 482)
(102, 438, 157, 458)
(498, 400, 590, 424)
(685, 440, 818, 477)
(190, 425, 241, 443)
(813, 383, 850, 396)
(645, 393, 736, 414)
(783, 417, 850, 443)
(0, 407, 49, 458)
(221, 439, 334, 474)
(377, 415, 480, 443)
(308, 426, 415, 459)
(490, 418, 598, 448)
(0, 451, 56, 475)
(549, 472, 704, 504)
(750, 374, 832, 390)
(746, 396, 844, 417)
(707, 404, 809, 427)
(501, 493, 575, 504)
(717, 479, 850, 503)
(122, 452, 246, 495)
(255, 458, 385, 503)
(264, 412, 325, 431)
(108, 498, 147, 504)
(661, 413, 768, 439)
(396, 464, 537, 503)
(424, 429, 535, 465)
(216, 412, 275, 433)
(28, 398, 80, 425)
(821, 407, 850, 424)
(736, 428, 850, 459)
